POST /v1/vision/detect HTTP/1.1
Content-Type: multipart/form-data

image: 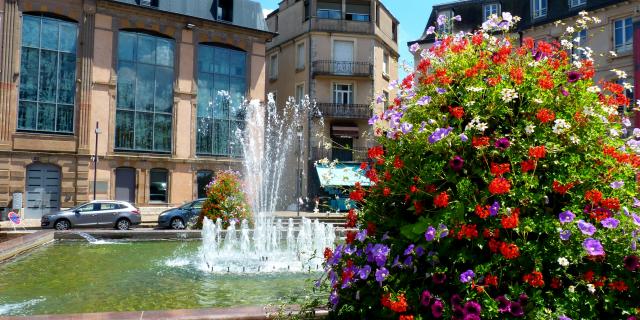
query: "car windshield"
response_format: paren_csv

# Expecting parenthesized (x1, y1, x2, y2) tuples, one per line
(68, 202, 92, 211)
(179, 202, 193, 210)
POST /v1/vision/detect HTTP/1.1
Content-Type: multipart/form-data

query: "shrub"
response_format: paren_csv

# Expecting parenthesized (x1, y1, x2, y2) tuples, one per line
(197, 170, 251, 229)
(321, 13, 640, 320)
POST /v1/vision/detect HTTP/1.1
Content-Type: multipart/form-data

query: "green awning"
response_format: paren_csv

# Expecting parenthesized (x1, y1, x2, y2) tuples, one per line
(315, 163, 372, 187)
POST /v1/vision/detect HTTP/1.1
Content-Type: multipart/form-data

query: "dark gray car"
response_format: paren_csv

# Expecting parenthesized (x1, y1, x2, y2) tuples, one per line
(41, 200, 142, 230)
(157, 199, 205, 229)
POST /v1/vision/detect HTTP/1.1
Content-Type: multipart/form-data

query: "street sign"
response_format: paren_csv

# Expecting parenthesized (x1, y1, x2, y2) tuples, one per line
(12, 192, 23, 210)
(8, 211, 21, 225)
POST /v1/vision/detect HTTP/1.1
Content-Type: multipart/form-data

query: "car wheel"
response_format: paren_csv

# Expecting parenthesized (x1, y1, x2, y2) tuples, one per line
(116, 218, 131, 230)
(170, 217, 185, 230)
(54, 219, 71, 230)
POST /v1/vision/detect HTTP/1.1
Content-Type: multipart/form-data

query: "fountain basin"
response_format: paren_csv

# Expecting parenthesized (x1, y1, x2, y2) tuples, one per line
(0, 240, 322, 316)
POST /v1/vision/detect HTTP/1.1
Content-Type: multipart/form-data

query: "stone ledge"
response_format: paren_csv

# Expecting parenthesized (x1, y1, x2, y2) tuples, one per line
(0, 306, 329, 319)
(0, 230, 54, 263)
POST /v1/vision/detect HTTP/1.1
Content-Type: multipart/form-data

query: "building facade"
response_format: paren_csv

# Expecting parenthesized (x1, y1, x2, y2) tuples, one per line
(265, 0, 399, 207)
(0, 0, 272, 218)
(409, 0, 638, 124)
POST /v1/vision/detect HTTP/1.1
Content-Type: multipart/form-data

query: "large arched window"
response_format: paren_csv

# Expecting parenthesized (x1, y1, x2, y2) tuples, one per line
(196, 44, 246, 156)
(115, 31, 175, 152)
(18, 14, 77, 134)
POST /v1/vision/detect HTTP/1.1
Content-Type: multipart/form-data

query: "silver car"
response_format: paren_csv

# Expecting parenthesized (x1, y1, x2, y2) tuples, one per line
(41, 200, 142, 230)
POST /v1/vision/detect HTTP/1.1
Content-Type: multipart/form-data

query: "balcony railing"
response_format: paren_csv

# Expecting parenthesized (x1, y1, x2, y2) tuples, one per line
(311, 147, 368, 162)
(310, 17, 372, 34)
(312, 60, 373, 78)
(317, 103, 372, 119)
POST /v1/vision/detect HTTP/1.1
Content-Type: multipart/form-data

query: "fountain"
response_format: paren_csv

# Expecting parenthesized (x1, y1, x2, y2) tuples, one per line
(196, 94, 336, 274)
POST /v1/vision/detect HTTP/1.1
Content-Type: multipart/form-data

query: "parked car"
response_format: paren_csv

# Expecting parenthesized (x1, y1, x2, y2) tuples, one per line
(41, 200, 141, 230)
(157, 199, 205, 230)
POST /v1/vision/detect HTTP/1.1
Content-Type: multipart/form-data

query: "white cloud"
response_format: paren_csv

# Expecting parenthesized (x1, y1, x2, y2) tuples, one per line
(263, 8, 274, 18)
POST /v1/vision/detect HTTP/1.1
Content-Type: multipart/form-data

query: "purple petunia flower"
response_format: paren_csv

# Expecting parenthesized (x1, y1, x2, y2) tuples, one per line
(509, 301, 524, 317)
(464, 315, 480, 320)
(415, 246, 425, 257)
(426, 26, 436, 35)
(632, 213, 640, 226)
(490, 201, 500, 216)
(451, 294, 463, 307)
(358, 264, 371, 279)
(560, 86, 569, 97)
(417, 95, 432, 105)
(460, 270, 475, 283)
(567, 71, 581, 83)
(409, 43, 421, 54)
(559, 316, 572, 320)
(375, 267, 389, 285)
(559, 210, 575, 224)
(633, 197, 640, 208)
(436, 87, 447, 94)
(437, 14, 447, 26)
(496, 295, 511, 313)
(367, 244, 390, 267)
(438, 223, 449, 238)
(459, 133, 469, 142)
(518, 293, 528, 305)
(464, 300, 482, 315)
(578, 220, 596, 236)
(610, 180, 625, 189)
(428, 127, 453, 144)
(433, 273, 447, 285)
(601, 217, 620, 229)
(344, 245, 356, 255)
(421, 290, 432, 306)
(583, 238, 605, 256)
(329, 290, 339, 307)
(400, 122, 413, 134)
(449, 156, 464, 172)
(495, 137, 511, 150)
(453, 15, 462, 21)
(623, 255, 639, 271)
(404, 244, 415, 256)
(431, 299, 444, 318)
(559, 229, 572, 241)
(425, 226, 436, 242)
(355, 229, 367, 242)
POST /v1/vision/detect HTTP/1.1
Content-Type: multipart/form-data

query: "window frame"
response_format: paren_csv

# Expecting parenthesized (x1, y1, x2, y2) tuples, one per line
(614, 17, 633, 53)
(333, 83, 354, 105)
(569, 0, 586, 8)
(269, 53, 278, 80)
(18, 14, 78, 135)
(531, 0, 547, 19)
(295, 83, 305, 103)
(437, 10, 453, 34)
(382, 52, 390, 76)
(482, 3, 500, 22)
(296, 43, 305, 71)
(149, 168, 169, 203)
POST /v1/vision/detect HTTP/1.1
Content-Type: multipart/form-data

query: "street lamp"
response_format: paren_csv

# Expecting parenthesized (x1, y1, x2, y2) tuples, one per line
(296, 125, 303, 217)
(93, 122, 101, 200)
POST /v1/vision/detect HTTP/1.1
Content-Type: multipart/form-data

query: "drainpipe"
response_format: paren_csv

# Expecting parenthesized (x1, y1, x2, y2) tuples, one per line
(307, 6, 314, 202)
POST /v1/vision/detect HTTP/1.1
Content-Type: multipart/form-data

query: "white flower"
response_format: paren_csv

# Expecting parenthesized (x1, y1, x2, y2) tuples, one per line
(593, 17, 601, 24)
(570, 135, 581, 144)
(558, 257, 570, 267)
(465, 117, 488, 133)
(568, 286, 576, 293)
(560, 39, 573, 49)
(586, 86, 601, 93)
(464, 100, 476, 107)
(579, 11, 588, 17)
(532, 98, 543, 104)
(323, 142, 332, 150)
(525, 124, 536, 135)
(572, 59, 583, 68)
(476, 122, 488, 132)
(500, 88, 518, 103)
(610, 128, 620, 137)
(609, 50, 618, 57)
(466, 86, 484, 92)
(552, 119, 571, 135)
(566, 26, 575, 33)
(587, 284, 596, 293)
(583, 106, 595, 116)
(611, 68, 628, 79)
(623, 82, 633, 91)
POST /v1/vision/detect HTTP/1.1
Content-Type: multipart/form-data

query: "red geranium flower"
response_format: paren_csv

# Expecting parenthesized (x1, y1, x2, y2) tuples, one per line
(521, 159, 536, 172)
(552, 181, 575, 195)
(472, 136, 490, 148)
(499, 242, 520, 259)
(448, 106, 465, 119)
(393, 156, 404, 169)
(523, 271, 545, 287)
(585, 189, 603, 204)
(475, 205, 490, 219)
(529, 145, 546, 159)
(489, 177, 511, 195)
(434, 191, 449, 208)
(501, 210, 519, 229)
(536, 108, 556, 123)
(490, 162, 511, 176)
(485, 274, 499, 287)
(368, 145, 384, 160)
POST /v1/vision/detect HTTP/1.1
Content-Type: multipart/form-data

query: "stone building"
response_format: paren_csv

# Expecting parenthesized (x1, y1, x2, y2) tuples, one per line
(409, 0, 638, 124)
(0, 0, 273, 218)
(265, 0, 399, 208)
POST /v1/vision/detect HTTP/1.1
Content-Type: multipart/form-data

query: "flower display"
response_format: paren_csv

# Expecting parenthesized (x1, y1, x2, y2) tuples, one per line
(197, 171, 251, 229)
(322, 12, 639, 320)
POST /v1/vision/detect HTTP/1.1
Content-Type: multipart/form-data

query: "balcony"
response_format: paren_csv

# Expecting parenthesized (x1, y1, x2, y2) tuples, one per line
(311, 60, 373, 78)
(310, 17, 372, 34)
(311, 147, 368, 163)
(317, 103, 371, 119)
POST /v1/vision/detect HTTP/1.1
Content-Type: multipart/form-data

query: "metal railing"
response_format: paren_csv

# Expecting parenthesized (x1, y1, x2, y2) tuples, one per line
(310, 17, 372, 34)
(311, 147, 368, 162)
(311, 60, 373, 78)
(317, 103, 371, 119)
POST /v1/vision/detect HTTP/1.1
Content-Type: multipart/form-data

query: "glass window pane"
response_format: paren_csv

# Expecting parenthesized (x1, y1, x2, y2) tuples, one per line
(214, 75, 230, 119)
(58, 52, 76, 104)
(17, 101, 37, 130)
(156, 38, 174, 67)
(135, 63, 155, 112)
(41, 19, 59, 50)
(615, 27, 623, 47)
(38, 50, 58, 103)
(214, 47, 229, 75)
(134, 112, 153, 150)
(230, 120, 243, 156)
(197, 77, 213, 117)
(197, 171, 213, 198)
(118, 32, 137, 62)
(22, 16, 41, 47)
(56, 104, 74, 133)
(154, 66, 173, 113)
(115, 110, 135, 149)
(153, 114, 172, 151)
(37, 103, 56, 131)
(197, 118, 213, 154)
(117, 61, 136, 110)
(149, 169, 168, 203)
(230, 77, 245, 119)
(198, 45, 214, 73)
(229, 51, 246, 77)
(59, 23, 77, 53)
(137, 35, 156, 64)
(213, 119, 229, 155)
(19, 48, 40, 100)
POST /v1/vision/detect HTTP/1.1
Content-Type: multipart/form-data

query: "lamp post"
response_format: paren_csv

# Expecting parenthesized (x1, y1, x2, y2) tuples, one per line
(296, 125, 303, 217)
(93, 122, 101, 200)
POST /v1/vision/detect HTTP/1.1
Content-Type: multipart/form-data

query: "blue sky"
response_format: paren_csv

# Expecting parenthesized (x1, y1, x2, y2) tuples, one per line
(259, 0, 442, 78)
